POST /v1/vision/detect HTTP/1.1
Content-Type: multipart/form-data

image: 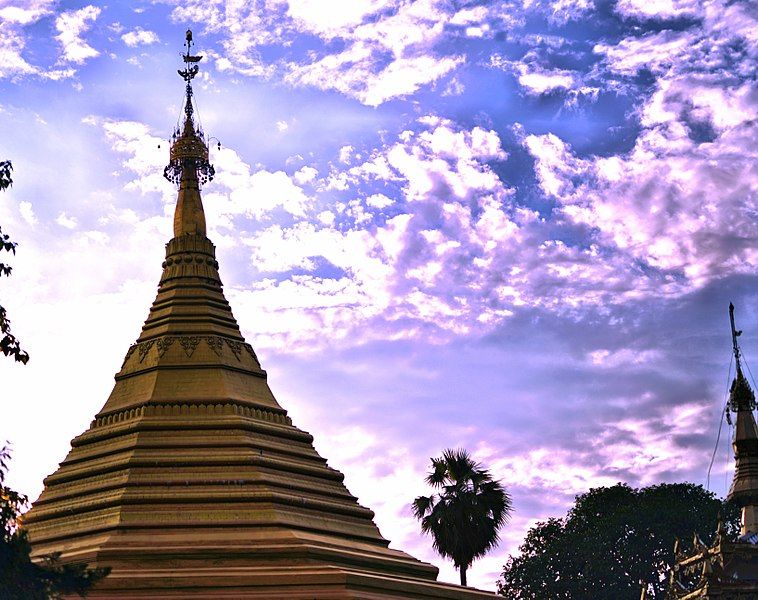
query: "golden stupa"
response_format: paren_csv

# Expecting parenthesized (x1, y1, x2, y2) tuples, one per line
(24, 31, 498, 599)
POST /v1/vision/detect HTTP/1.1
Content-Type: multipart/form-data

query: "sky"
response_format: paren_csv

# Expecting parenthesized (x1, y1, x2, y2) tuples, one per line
(0, 0, 756, 591)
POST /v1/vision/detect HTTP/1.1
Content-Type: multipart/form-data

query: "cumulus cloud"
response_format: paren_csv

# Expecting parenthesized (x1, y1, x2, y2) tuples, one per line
(121, 27, 159, 47)
(492, 54, 576, 95)
(168, 0, 498, 105)
(99, 119, 173, 200)
(526, 118, 757, 287)
(18, 201, 37, 225)
(287, 51, 463, 107)
(615, 0, 703, 20)
(530, 0, 758, 289)
(55, 212, 78, 229)
(489, 48, 599, 105)
(0, 28, 39, 78)
(55, 5, 101, 64)
(595, 30, 693, 76)
(0, 0, 55, 25)
(230, 117, 709, 346)
(286, 0, 392, 38)
(170, 1, 285, 77)
(287, 0, 469, 105)
(100, 99, 754, 354)
(0, 2, 75, 80)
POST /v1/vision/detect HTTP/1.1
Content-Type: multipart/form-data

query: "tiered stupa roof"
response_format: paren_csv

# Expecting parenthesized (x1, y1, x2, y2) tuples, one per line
(24, 31, 497, 599)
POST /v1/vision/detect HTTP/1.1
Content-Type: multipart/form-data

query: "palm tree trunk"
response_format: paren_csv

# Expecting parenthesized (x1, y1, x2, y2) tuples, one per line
(460, 564, 467, 586)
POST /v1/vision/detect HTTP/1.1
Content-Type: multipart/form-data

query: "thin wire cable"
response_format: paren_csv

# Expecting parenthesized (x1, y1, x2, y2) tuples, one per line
(192, 88, 204, 133)
(705, 406, 728, 491)
(707, 354, 733, 490)
(742, 349, 757, 390)
(724, 419, 732, 495)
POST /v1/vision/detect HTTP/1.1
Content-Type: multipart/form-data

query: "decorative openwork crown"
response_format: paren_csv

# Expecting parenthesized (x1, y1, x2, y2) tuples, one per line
(163, 30, 215, 187)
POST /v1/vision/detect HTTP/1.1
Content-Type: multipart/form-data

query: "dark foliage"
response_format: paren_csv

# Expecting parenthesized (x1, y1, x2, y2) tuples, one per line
(497, 482, 739, 600)
(413, 448, 512, 586)
(0, 446, 109, 599)
(0, 161, 29, 364)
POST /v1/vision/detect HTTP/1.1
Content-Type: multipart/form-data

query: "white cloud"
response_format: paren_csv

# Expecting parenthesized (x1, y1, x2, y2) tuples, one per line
(525, 101, 757, 287)
(587, 348, 663, 368)
(225, 115, 670, 347)
(100, 120, 172, 199)
(593, 402, 712, 482)
(170, 0, 472, 105)
(121, 27, 159, 47)
(0, 29, 38, 78)
(0, 2, 77, 80)
(530, 0, 594, 24)
(18, 201, 37, 225)
(56, 212, 78, 229)
(285, 38, 461, 106)
(170, 1, 282, 77)
(595, 30, 693, 76)
(286, 0, 393, 38)
(517, 68, 574, 94)
(338, 145, 353, 164)
(615, 0, 703, 20)
(366, 193, 393, 208)
(293, 165, 318, 185)
(55, 5, 101, 64)
(490, 53, 580, 97)
(449, 6, 490, 26)
(0, 0, 55, 25)
(209, 149, 312, 220)
(360, 54, 465, 107)
(525, 0, 758, 290)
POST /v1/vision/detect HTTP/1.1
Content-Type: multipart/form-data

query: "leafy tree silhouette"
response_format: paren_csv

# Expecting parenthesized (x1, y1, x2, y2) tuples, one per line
(0, 445, 109, 598)
(0, 160, 29, 364)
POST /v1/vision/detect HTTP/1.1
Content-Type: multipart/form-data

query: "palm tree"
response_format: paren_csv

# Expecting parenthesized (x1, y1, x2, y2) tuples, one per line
(412, 448, 511, 587)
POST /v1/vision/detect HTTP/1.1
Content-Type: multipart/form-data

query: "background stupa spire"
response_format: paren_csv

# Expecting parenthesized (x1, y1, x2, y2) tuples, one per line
(726, 303, 758, 536)
(163, 29, 215, 237)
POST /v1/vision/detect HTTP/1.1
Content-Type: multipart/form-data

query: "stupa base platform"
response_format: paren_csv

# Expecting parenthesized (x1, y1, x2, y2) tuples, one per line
(78, 567, 497, 599)
(34, 528, 497, 599)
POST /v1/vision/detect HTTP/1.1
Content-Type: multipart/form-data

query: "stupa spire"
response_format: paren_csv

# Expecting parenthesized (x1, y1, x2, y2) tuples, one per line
(163, 29, 214, 237)
(726, 303, 758, 535)
(661, 306, 758, 597)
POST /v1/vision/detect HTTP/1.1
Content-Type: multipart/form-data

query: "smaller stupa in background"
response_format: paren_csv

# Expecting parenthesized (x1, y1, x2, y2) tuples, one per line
(666, 303, 758, 598)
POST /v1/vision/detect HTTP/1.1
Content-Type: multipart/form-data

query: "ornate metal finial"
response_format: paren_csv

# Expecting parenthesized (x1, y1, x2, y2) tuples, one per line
(178, 29, 202, 126)
(730, 302, 743, 373)
(728, 303, 755, 413)
(164, 29, 215, 188)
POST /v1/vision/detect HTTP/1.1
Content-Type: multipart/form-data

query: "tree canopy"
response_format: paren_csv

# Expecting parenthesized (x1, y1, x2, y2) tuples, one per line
(413, 448, 512, 586)
(497, 482, 739, 600)
(0, 446, 108, 599)
(0, 160, 28, 364)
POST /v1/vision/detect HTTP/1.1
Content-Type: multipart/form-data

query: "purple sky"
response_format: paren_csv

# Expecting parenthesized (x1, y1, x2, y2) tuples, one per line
(0, 0, 756, 591)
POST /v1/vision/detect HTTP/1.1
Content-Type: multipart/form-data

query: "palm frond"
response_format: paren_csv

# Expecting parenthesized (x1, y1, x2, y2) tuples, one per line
(412, 495, 434, 519)
(412, 447, 513, 582)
